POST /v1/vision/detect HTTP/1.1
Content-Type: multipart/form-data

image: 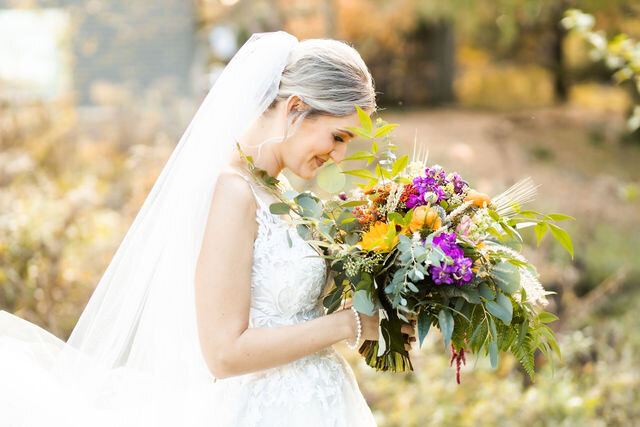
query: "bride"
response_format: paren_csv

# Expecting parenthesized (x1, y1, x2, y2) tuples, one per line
(0, 31, 416, 426)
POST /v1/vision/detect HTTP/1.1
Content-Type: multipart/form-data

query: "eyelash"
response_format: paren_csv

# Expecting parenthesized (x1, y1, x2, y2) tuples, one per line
(333, 135, 345, 143)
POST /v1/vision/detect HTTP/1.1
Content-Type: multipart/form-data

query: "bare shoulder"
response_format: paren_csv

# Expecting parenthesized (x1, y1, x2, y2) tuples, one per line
(209, 170, 258, 233)
(212, 170, 256, 206)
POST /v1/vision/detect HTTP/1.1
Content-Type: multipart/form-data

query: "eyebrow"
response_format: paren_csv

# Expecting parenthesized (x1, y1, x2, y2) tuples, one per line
(337, 128, 355, 138)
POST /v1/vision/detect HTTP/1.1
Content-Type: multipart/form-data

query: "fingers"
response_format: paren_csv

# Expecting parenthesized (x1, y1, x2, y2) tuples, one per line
(401, 323, 416, 336)
(404, 335, 417, 351)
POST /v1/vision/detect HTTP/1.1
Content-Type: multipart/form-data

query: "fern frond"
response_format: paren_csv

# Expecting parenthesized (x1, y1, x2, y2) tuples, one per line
(511, 333, 535, 381)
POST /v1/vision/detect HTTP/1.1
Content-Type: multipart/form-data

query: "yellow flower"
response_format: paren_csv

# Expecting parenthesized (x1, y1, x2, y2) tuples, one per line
(359, 221, 400, 252)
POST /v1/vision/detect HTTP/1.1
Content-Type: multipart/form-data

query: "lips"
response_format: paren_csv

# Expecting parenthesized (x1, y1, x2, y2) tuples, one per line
(315, 157, 326, 167)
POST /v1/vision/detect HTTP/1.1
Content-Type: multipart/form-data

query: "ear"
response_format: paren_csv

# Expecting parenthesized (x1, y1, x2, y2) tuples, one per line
(285, 94, 308, 118)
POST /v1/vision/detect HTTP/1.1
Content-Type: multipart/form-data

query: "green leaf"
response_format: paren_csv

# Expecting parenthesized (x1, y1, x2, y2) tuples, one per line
(517, 319, 528, 347)
(355, 104, 372, 137)
(438, 308, 454, 349)
(281, 190, 298, 200)
(296, 196, 322, 218)
(384, 221, 397, 247)
(537, 312, 559, 323)
(344, 126, 372, 139)
(391, 155, 409, 177)
(534, 222, 548, 246)
(340, 200, 368, 207)
(375, 163, 382, 178)
(269, 202, 291, 215)
(548, 223, 574, 259)
(372, 140, 378, 154)
(417, 311, 431, 348)
(479, 283, 495, 301)
(286, 230, 293, 248)
(485, 300, 512, 325)
(544, 213, 575, 221)
(373, 123, 398, 138)
(489, 340, 498, 369)
(496, 293, 513, 324)
(492, 262, 521, 294)
(489, 317, 497, 339)
(317, 162, 346, 193)
(520, 209, 544, 217)
(353, 289, 376, 316)
(342, 169, 377, 181)
(343, 151, 375, 162)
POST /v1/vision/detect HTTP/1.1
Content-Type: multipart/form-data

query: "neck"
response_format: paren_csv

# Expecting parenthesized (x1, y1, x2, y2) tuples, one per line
(229, 112, 285, 178)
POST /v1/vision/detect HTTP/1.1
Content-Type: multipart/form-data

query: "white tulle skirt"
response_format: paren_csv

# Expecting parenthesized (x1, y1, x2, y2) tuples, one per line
(0, 311, 377, 427)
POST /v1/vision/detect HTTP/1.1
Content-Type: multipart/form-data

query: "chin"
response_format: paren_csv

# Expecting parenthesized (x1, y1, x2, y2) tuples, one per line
(294, 162, 316, 180)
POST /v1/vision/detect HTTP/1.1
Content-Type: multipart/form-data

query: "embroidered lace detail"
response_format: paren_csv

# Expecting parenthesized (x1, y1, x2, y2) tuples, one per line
(216, 171, 377, 427)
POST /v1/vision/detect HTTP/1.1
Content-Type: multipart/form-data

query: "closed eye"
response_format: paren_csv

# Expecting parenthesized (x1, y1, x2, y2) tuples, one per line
(333, 135, 345, 143)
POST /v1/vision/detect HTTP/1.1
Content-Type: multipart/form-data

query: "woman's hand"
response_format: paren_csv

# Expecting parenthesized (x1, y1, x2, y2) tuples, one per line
(340, 299, 417, 350)
(402, 313, 417, 351)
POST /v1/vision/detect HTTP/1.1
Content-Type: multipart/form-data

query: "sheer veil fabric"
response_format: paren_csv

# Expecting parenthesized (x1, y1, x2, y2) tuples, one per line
(0, 31, 299, 426)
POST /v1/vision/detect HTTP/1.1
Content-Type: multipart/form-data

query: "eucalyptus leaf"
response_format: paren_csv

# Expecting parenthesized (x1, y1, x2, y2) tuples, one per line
(317, 162, 346, 193)
(438, 308, 454, 349)
(492, 262, 521, 294)
(281, 190, 298, 200)
(489, 316, 497, 340)
(417, 311, 431, 348)
(479, 283, 495, 300)
(496, 292, 513, 324)
(269, 202, 291, 215)
(353, 289, 376, 316)
(489, 340, 498, 369)
(485, 300, 512, 325)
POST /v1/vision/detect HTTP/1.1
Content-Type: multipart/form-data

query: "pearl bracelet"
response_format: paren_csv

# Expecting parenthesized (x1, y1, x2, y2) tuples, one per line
(346, 306, 361, 350)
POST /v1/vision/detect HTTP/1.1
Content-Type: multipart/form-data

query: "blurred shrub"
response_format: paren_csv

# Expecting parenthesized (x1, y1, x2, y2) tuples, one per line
(455, 47, 556, 110)
(568, 82, 632, 113)
(0, 87, 187, 339)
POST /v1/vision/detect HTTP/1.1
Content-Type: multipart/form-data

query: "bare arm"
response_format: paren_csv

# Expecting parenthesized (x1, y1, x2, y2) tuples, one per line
(195, 173, 386, 379)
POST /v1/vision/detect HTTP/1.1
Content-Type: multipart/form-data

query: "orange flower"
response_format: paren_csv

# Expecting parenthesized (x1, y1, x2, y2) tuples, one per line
(409, 205, 443, 232)
(358, 221, 400, 252)
(464, 189, 491, 208)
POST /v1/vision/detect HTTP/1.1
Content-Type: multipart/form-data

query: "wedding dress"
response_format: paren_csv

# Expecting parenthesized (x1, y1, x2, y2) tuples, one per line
(0, 30, 378, 426)
(211, 170, 377, 426)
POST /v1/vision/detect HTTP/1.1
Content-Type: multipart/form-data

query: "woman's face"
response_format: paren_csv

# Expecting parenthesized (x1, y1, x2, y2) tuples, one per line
(280, 110, 370, 180)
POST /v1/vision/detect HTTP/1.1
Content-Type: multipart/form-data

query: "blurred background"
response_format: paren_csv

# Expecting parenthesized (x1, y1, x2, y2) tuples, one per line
(0, 0, 639, 425)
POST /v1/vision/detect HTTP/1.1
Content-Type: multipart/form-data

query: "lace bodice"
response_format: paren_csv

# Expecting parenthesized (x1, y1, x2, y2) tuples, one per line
(214, 170, 377, 427)
(232, 171, 329, 327)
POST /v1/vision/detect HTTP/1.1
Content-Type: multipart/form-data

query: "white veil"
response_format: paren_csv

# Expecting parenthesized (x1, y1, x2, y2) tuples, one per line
(0, 30, 298, 426)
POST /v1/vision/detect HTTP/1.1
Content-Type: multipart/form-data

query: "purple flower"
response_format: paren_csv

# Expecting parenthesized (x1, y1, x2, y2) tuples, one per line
(426, 232, 474, 287)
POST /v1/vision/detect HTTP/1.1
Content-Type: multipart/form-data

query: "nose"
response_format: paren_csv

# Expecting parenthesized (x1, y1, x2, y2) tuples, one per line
(330, 143, 348, 164)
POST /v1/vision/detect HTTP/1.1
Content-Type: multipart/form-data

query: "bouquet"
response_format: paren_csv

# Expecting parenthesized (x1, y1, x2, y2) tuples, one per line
(237, 106, 573, 383)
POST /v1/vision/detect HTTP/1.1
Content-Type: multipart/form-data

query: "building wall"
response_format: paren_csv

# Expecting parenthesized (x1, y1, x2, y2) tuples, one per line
(0, 0, 196, 104)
